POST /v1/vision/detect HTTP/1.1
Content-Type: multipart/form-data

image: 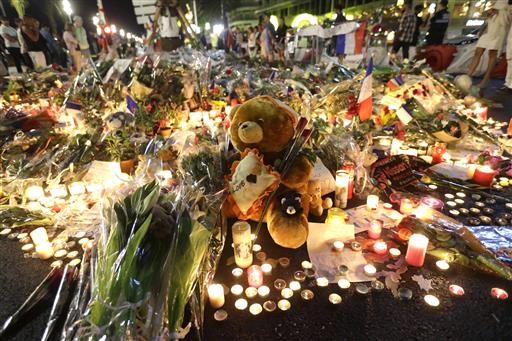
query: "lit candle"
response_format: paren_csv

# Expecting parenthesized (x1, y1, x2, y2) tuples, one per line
(373, 240, 388, 255)
(449, 284, 465, 296)
(491, 288, 508, 300)
(389, 248, 401, 259)
(405, 234, 429, 267)
(400, 198, 415, 215)
(26, 185, 44, 201)
(30, 227, 49, 246)
(316, 277, 329, 287)
(245, 287, 258, 298)
(231, 284, 244, 296)
(68, 182, 86, 196)
(420, 196, 444, 210)
(333, 240, 344, 252)
(424, 294, 440, 307)
(281, 288, 293, 299)
(467, 164, 477, 178)
(261, 263, 272, 275)
(337, 279, 351, 289)
(278, 299, 291, 311)
(35, 242, 54, 260)
(301, 261, 313, 270)
(329, 293, 342, 304)
(249, 303, 263, 315)
(335, 170, 350, 208)
(232, 268, 243, 277)
(363, 264, 377, 277)
(474, 105, 488, 121)
(258, 285, 270, 297)
(368, 220, 382, 239)
(208, 284, 225, 308)
(473, 166, 497, 187)
(436, 260, 450, 271)
(235, 298, 248, 310)
(325, 207, 347, 226)
(247, 265, 264, 288)
(366, 195, 379, 211)
(289, 281, 301, 291)
(414, 204, 433, 221)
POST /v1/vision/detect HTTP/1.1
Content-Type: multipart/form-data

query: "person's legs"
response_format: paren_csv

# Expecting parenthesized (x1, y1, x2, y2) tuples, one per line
(479, 49, 498, 88)
(468, 47, 485, 77)
(402, 42, 410, 60)
(6, 47, 23, 73)
(505, 58, 512, 89)
(73, 51, 81, 73)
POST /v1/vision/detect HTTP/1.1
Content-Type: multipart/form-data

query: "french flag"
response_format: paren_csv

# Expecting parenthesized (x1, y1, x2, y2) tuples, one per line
(357, 58, 373, 121)
(386, 75, 404, 91)
(336, 21, 367, 55)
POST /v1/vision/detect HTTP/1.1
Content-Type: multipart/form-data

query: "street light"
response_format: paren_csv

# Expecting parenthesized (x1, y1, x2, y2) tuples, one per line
(204, 22, 211, 31)
(110, 24, 117, 34)
(92, 15, 100, 26)
(62, 0, 73, 22)
(119, 29, 126, 38)
(127, 32, 132, 40)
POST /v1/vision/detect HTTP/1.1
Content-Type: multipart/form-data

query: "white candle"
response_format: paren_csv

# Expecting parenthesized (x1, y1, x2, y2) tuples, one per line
(363, 264, 377, 277)
(281, 288, 293, 298)
(261, 263, 272, 275)
(436, 260, 450, 271)
(335, 171, 350, 208)
(36, 242, 54, 260)
(316, 277, 329, 287)
(424, 294, 440, 307)
(245, 287, 258, 298)
(249, 303, 263, 315)
(366, 195, 379, 211)
(333, 240, 344, 252)
(68, 182, 86, 196)
(30, 227, 49, 246)
(389, 248, 401, 259)
(235, 298, 248, 310)
(26, 185, 44, 201)
(405, 234, 429, 267)
(208, 284, 225, 308)
(231, 284, 243, 296)
(258, 285, 270, 297)
(289, 281, 301, 291)
(373, 241, 388, 255)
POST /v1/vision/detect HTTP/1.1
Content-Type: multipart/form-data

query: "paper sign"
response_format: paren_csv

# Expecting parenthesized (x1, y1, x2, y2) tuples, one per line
(307, 222, 372, 282)
(380, 95, 403, 109)
(429, 163, 471, 180)
(82, 161, 122, 185)
(345, 204, 403, 233)
(103, 59, 132, 83)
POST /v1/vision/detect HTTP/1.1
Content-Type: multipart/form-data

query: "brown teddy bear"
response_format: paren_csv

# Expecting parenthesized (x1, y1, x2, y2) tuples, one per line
(224, 96, 313, 249)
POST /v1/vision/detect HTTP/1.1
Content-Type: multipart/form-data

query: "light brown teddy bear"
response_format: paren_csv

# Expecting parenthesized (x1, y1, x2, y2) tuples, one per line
(224, 96, 313, 249)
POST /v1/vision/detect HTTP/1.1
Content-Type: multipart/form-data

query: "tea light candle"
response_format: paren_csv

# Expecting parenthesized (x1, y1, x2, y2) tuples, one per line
(261, 263, 272, 275)
(335, 170, 350, 208)
(49, 185, 68, 198)
(245, 287, 258, 298)
(420, 197, 444, 210)
(30, 227, 49, 246)
(231, 284, 244, 296)
(424, 294, 440, 307)
(68, 182, 86, 196)
(232, 268, 243, 277)
(301, 289, 314, 301)
(366, 195, 379, 211)
(363, 264, 377, 277)
(316, 277, 329, 287)
(281, 288, 293, 298)
(289, 281, 301, 291)
(325, 208, 347, 226)
(400, 198, 414, 215)
(367, 220, 382, 240)
(491, 288, 508, 300)
(235, 298, 248, 310)
(274, 279, 287, 290)
(436, 260, 450, 271)
(263, 300, 276, 312)
(473, 166, 496, 187)
(329, 293, 342, 304)
(301, 260, 313, 270)
(21, 243, 34, 252)
(252, 244, 262, 252)
(35, 242, 54, 259)
(247, 265, 264, 288)
(333, 240, 344, 252)
(389, 248, 401, 259)
(414, 204, 433, 221)
(373, 241, 388, 255)
(208, 284, 225, 308)
(26, 185, 44, 201)
(405, 234, 429, 267)
(449, 284, 465, 296)
(258, 285, 270, 297)
(337, 279, 351, 289)
(278, 299, 291, 311)
(249, 303, 263, 315)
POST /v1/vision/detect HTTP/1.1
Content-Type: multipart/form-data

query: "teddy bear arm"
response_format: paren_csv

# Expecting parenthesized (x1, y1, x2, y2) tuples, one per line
(280, 155, 313, 191)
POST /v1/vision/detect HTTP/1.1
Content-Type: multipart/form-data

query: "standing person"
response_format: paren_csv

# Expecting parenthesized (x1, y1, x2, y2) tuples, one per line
(63, 23, 80, 74)
(425, 0, 450, 45)
(0, 18, 22, 73)
(157, 0, 182, 52)
(248, 27, 257, 59)
(501, 16, 512, 92)
(333, 5, 347, 59)
(73, 16, 90, 61)
(15, 18, 33, 70)
(21, 17, 49, 68)
(391, 0, 417, 61)
(234, 26, 243, 56)
(410, 4, 424, 59)
(275, 16, 288, 62)
(40, 26, 59, 64)
(260, 13, 275, 64)
(467, 0, 510, 91)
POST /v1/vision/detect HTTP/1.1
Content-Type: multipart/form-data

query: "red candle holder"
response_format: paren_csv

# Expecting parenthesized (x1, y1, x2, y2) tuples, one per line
(473, 166, 497, 187)
(431, 144, 446, 165)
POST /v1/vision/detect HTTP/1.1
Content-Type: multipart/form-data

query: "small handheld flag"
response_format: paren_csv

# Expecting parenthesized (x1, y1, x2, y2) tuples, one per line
(357, 58, 373, 121)
(126, 95, 138, 113)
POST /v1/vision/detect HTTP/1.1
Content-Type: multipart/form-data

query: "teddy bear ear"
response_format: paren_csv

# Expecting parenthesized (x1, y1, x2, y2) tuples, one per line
(228, 104, 240, 120)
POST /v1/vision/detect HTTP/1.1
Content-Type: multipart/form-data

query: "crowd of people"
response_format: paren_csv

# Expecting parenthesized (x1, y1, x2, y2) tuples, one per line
(0, 15, 139, 75)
